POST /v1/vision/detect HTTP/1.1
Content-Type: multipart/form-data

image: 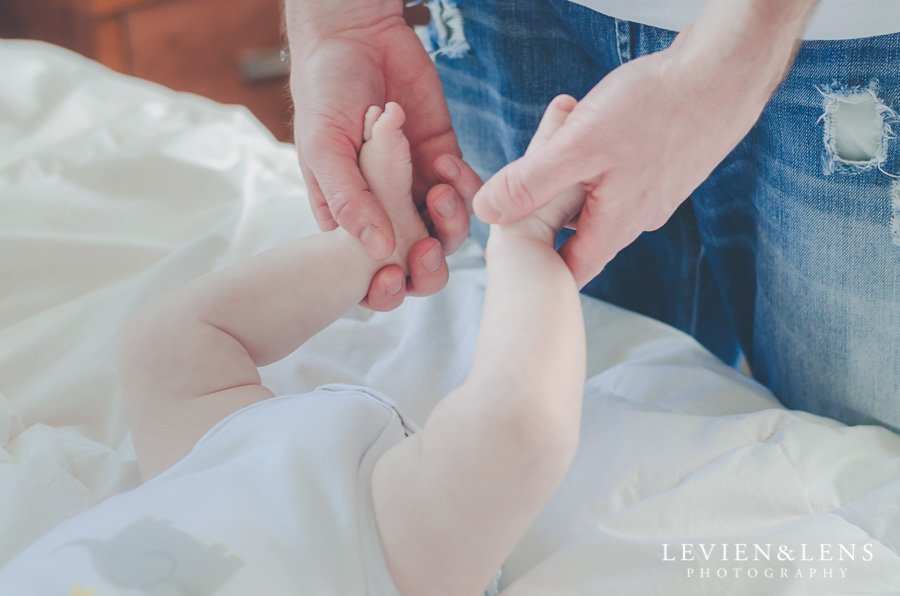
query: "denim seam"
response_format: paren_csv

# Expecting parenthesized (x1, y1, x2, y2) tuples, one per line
(891, 181, 900, 246)
(689, 245, 706, 338)
(680, 202, 702, 337)
(614, 19, 632, 65)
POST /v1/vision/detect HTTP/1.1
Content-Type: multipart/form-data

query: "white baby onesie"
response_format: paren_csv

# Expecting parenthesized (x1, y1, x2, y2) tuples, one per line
(0, 385, 421, 595)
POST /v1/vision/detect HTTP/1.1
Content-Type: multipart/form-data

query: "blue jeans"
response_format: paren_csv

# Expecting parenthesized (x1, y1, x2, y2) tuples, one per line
(425, 0, 900, 431)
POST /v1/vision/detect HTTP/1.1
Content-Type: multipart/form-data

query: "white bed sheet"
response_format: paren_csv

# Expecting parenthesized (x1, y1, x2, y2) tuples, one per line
(1, 40, 899, 594)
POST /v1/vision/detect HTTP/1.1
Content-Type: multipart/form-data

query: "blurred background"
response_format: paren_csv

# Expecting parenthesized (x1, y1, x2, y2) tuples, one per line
(0, 0, 293, 141)
(0, 0, 432, 143)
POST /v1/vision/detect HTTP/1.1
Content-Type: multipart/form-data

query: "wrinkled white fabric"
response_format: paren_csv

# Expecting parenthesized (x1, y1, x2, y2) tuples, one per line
(2, 40, 900, 594)
(568, 0, 900, 40)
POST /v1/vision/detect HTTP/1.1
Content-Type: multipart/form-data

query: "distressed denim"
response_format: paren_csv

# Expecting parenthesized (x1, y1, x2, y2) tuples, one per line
(424, 0, 900, 431)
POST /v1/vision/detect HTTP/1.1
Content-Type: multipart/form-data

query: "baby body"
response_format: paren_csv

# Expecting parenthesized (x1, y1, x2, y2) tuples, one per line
(0, 98, 587, 595)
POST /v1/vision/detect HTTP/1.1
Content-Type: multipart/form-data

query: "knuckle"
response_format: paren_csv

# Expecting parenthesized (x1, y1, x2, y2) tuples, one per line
(501, 169, 538, 214)
(312, 201, 337, 230)
(327, 188, 360, 229)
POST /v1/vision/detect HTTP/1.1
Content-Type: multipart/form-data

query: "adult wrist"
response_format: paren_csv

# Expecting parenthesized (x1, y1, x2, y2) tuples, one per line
(678, 0, 819, 100)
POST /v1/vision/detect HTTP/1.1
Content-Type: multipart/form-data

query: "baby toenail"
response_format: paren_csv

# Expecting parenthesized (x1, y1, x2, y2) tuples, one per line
(420, 244, 442, 273)
(435, 156, 460, 182)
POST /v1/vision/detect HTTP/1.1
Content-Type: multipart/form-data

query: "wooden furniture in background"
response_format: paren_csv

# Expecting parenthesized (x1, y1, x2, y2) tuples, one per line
(4, 0, 294, 141)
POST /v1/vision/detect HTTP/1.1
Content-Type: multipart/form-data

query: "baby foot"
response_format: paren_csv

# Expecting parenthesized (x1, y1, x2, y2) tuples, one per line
(359, 102, 429, 269)
(501, 95, 586, 243)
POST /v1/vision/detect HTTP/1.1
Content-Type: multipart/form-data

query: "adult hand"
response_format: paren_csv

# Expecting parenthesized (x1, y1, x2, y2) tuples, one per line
(285, 0, 481, 310)
(472, 0, 817, 288)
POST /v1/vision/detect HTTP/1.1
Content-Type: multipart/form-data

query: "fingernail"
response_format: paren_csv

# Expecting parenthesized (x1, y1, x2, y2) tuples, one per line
(435, 189, 458, 218)
(435, 156, 460, 182)
(385, 275, 403, 296)
(361, 226, 388, 260)
(420, 244, 442, 273)
(477, 187, 502, 221)
(558, 95, 576, 112)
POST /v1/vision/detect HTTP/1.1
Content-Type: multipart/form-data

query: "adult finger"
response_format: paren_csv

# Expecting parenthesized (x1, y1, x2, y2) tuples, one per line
(410, 131, 463, 203)
(472, 108, 596, 225)
(406, 237, 450, 298)
(425, 184, 470, 256)
(360, 265, 407, 312)
(298, 158, 337, 231)
(557, 200, 628, 289)
(305, 133, 396, 261)
(432, 154, 483, 214)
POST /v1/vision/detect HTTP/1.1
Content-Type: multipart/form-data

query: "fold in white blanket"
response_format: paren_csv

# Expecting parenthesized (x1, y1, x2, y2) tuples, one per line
(1, 40, 899, 593)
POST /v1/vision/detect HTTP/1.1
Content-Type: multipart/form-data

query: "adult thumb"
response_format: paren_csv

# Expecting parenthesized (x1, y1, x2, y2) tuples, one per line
(472, 137, 585, 225)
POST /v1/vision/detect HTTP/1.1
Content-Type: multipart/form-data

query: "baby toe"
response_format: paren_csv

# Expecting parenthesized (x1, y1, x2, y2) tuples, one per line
(363, 105, 383, 142)
(372, 102, 407, 137)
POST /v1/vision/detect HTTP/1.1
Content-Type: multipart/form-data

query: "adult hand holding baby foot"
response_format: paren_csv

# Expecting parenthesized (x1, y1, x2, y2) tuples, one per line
(284, 0, 481, 311)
